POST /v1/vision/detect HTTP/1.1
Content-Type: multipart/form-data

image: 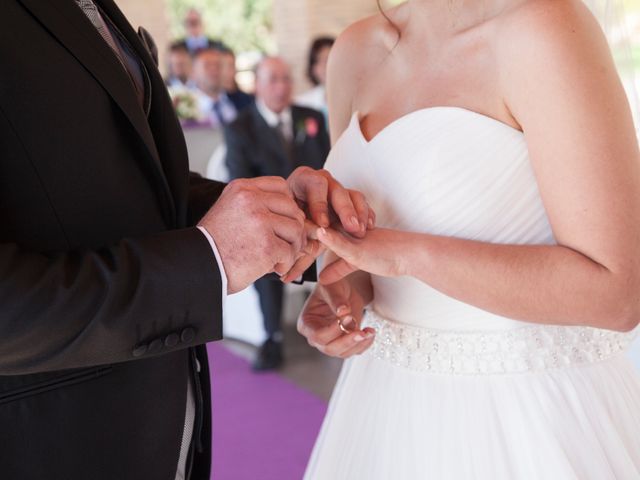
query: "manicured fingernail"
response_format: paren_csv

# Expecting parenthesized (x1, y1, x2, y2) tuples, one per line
(320, 213, 330, 227)
(341, 316, 355, 329)
(336, 305, 349, 316)
(350, 216, 359, 227)
(318, 227, 327, 237)
(354, 334, 365, 342)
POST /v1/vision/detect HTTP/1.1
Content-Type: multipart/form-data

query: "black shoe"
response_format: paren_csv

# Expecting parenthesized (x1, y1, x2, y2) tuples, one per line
(252, 338, 283, 371)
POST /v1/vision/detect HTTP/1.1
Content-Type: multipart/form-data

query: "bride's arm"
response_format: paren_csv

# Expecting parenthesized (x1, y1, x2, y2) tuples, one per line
(318, 1, 640, 333)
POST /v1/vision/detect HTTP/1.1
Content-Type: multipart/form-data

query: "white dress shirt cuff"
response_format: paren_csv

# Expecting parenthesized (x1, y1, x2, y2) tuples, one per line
(196, 226, 228, 308)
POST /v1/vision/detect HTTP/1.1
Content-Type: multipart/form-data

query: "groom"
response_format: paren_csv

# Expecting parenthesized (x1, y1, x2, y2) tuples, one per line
(0, 1, 372, 479)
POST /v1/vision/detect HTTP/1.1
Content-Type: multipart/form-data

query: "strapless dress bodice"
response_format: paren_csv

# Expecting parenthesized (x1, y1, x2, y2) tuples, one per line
(325, 107, 555, 331)
(305, 108, 640, 480)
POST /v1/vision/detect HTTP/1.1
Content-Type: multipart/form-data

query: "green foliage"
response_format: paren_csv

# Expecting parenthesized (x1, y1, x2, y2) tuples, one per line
(166, 0, 275, 54)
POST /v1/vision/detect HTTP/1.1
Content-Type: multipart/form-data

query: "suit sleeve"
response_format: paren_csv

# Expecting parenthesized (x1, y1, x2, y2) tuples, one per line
(187, 172, 226, 225)
(0, 228, 223, 375)
(224, 125, 256, 180)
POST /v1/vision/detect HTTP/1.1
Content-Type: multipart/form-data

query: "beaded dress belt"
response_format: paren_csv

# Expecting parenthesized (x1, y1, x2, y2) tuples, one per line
(362, 309, 632, 375)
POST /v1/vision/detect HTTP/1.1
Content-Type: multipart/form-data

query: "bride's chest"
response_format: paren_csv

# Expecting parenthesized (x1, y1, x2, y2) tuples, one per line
(325, 109, 553, 244)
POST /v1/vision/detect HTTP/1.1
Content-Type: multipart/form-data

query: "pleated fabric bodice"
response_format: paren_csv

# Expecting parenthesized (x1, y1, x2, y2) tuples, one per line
(325, 107, 555, 330)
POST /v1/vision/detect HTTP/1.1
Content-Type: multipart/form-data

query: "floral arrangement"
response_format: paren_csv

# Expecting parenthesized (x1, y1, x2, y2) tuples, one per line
(168, 87, 202, 124)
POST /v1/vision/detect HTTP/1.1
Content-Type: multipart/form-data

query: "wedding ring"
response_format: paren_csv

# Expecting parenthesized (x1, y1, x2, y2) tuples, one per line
(338, 317, 356, 334)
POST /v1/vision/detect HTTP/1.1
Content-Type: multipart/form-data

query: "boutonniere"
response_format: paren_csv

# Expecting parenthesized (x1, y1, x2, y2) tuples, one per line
(294, 117, 320, 144)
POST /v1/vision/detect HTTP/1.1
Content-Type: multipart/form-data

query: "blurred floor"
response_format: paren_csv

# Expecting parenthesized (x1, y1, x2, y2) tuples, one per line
(220, 286, 343, 401)
(222, 321, 342, 401)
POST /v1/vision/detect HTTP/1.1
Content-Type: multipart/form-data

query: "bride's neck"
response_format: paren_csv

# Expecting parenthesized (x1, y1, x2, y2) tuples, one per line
(400, 0, 512, 39)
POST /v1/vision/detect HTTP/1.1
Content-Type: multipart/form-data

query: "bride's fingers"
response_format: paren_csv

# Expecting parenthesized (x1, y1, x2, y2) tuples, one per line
(317, 227, 360, 263)
(319, 258, 358, 285)
(318, 287, 352, 317)
(280, 220, 327, 283)
(304, 218, 320, 241)
(305, 314, 359, 347)
(280, 254, 312, 283)
(367, 208, 376, 230)
(347, 190, 370, 239)
(336, 328, 376, 358)
(318, 327, 375, 358)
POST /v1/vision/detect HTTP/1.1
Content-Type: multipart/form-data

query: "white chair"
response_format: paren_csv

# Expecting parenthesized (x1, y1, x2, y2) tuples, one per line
(205, 143, 229, 182)
(182, 125, 223, 177)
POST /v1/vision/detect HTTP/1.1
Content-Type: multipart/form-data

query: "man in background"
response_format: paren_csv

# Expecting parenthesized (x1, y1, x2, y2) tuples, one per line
(175, 8, 225, 56)
(165, 42, 195, 89)
(219, 47, 254, 113)
(225, 57, 330, 371)
(192, 47, 238, 127)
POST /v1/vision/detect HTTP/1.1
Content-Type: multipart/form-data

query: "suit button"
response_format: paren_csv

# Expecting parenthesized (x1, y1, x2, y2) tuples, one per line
(165, 333, 180, 347)
(180, 327, 196, 343)
(132, 343, 148, 357)
(148, 338, 163, 354)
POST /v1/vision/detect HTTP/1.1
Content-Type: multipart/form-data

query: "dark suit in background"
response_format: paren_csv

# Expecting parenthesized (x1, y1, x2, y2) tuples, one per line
(225, 103, 330, 365)
(0, 1, 227, 478)
(227, 89, 255, 113)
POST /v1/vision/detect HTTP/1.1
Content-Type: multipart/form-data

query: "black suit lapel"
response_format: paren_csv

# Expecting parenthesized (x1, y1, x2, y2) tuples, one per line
(17, 0, 176, 225)
(96, 0, 158, 74)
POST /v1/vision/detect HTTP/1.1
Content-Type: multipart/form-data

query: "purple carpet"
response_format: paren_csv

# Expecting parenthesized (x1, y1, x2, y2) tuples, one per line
(207, 342, 328, 480)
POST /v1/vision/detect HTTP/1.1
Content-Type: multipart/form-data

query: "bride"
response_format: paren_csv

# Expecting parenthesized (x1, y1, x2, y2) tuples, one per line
(297, 0, 640, 478)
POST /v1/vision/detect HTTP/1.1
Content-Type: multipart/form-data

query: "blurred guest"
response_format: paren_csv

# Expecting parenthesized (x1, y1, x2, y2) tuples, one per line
(225, 57, 330, 371)
(165, 42, 195, 89)
(296, 36, 335, 124)
(220, 48, 254, 112)
(193, 47, 238, 127)
(176, 8, 225, 56)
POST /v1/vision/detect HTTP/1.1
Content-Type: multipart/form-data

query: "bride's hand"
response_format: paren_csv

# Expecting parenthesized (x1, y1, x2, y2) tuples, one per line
(297, 275, 376, 358)
(317, 227, 410, 284)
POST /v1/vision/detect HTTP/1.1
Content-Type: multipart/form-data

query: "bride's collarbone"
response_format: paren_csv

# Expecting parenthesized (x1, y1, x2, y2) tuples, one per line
(354, 60, 505, 133)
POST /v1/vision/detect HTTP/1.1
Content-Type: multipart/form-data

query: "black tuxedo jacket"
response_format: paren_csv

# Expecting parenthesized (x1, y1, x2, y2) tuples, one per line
(0, 1, 227, 478)
(224, 103, 330, 180)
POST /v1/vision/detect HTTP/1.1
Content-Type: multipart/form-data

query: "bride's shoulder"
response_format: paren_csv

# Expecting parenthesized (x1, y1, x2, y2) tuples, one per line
(495, 0, 606, 51)
(493, 0, 612, 88)
(329, 6, 405, 78)
(326, 4, 407, 140)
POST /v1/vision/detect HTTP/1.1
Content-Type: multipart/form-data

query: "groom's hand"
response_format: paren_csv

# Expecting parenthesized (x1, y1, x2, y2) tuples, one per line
(198, 177, 306, 294)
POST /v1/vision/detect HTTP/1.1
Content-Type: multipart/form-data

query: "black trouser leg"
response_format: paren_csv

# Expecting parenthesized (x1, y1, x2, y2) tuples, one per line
(253, 278, 284, 339)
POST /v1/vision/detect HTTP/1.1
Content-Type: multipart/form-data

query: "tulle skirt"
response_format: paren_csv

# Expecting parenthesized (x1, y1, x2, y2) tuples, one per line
(304, 314, 640, 479)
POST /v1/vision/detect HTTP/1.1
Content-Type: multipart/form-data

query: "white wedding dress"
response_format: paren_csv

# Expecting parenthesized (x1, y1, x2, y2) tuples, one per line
(304, 107, 640, 479)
